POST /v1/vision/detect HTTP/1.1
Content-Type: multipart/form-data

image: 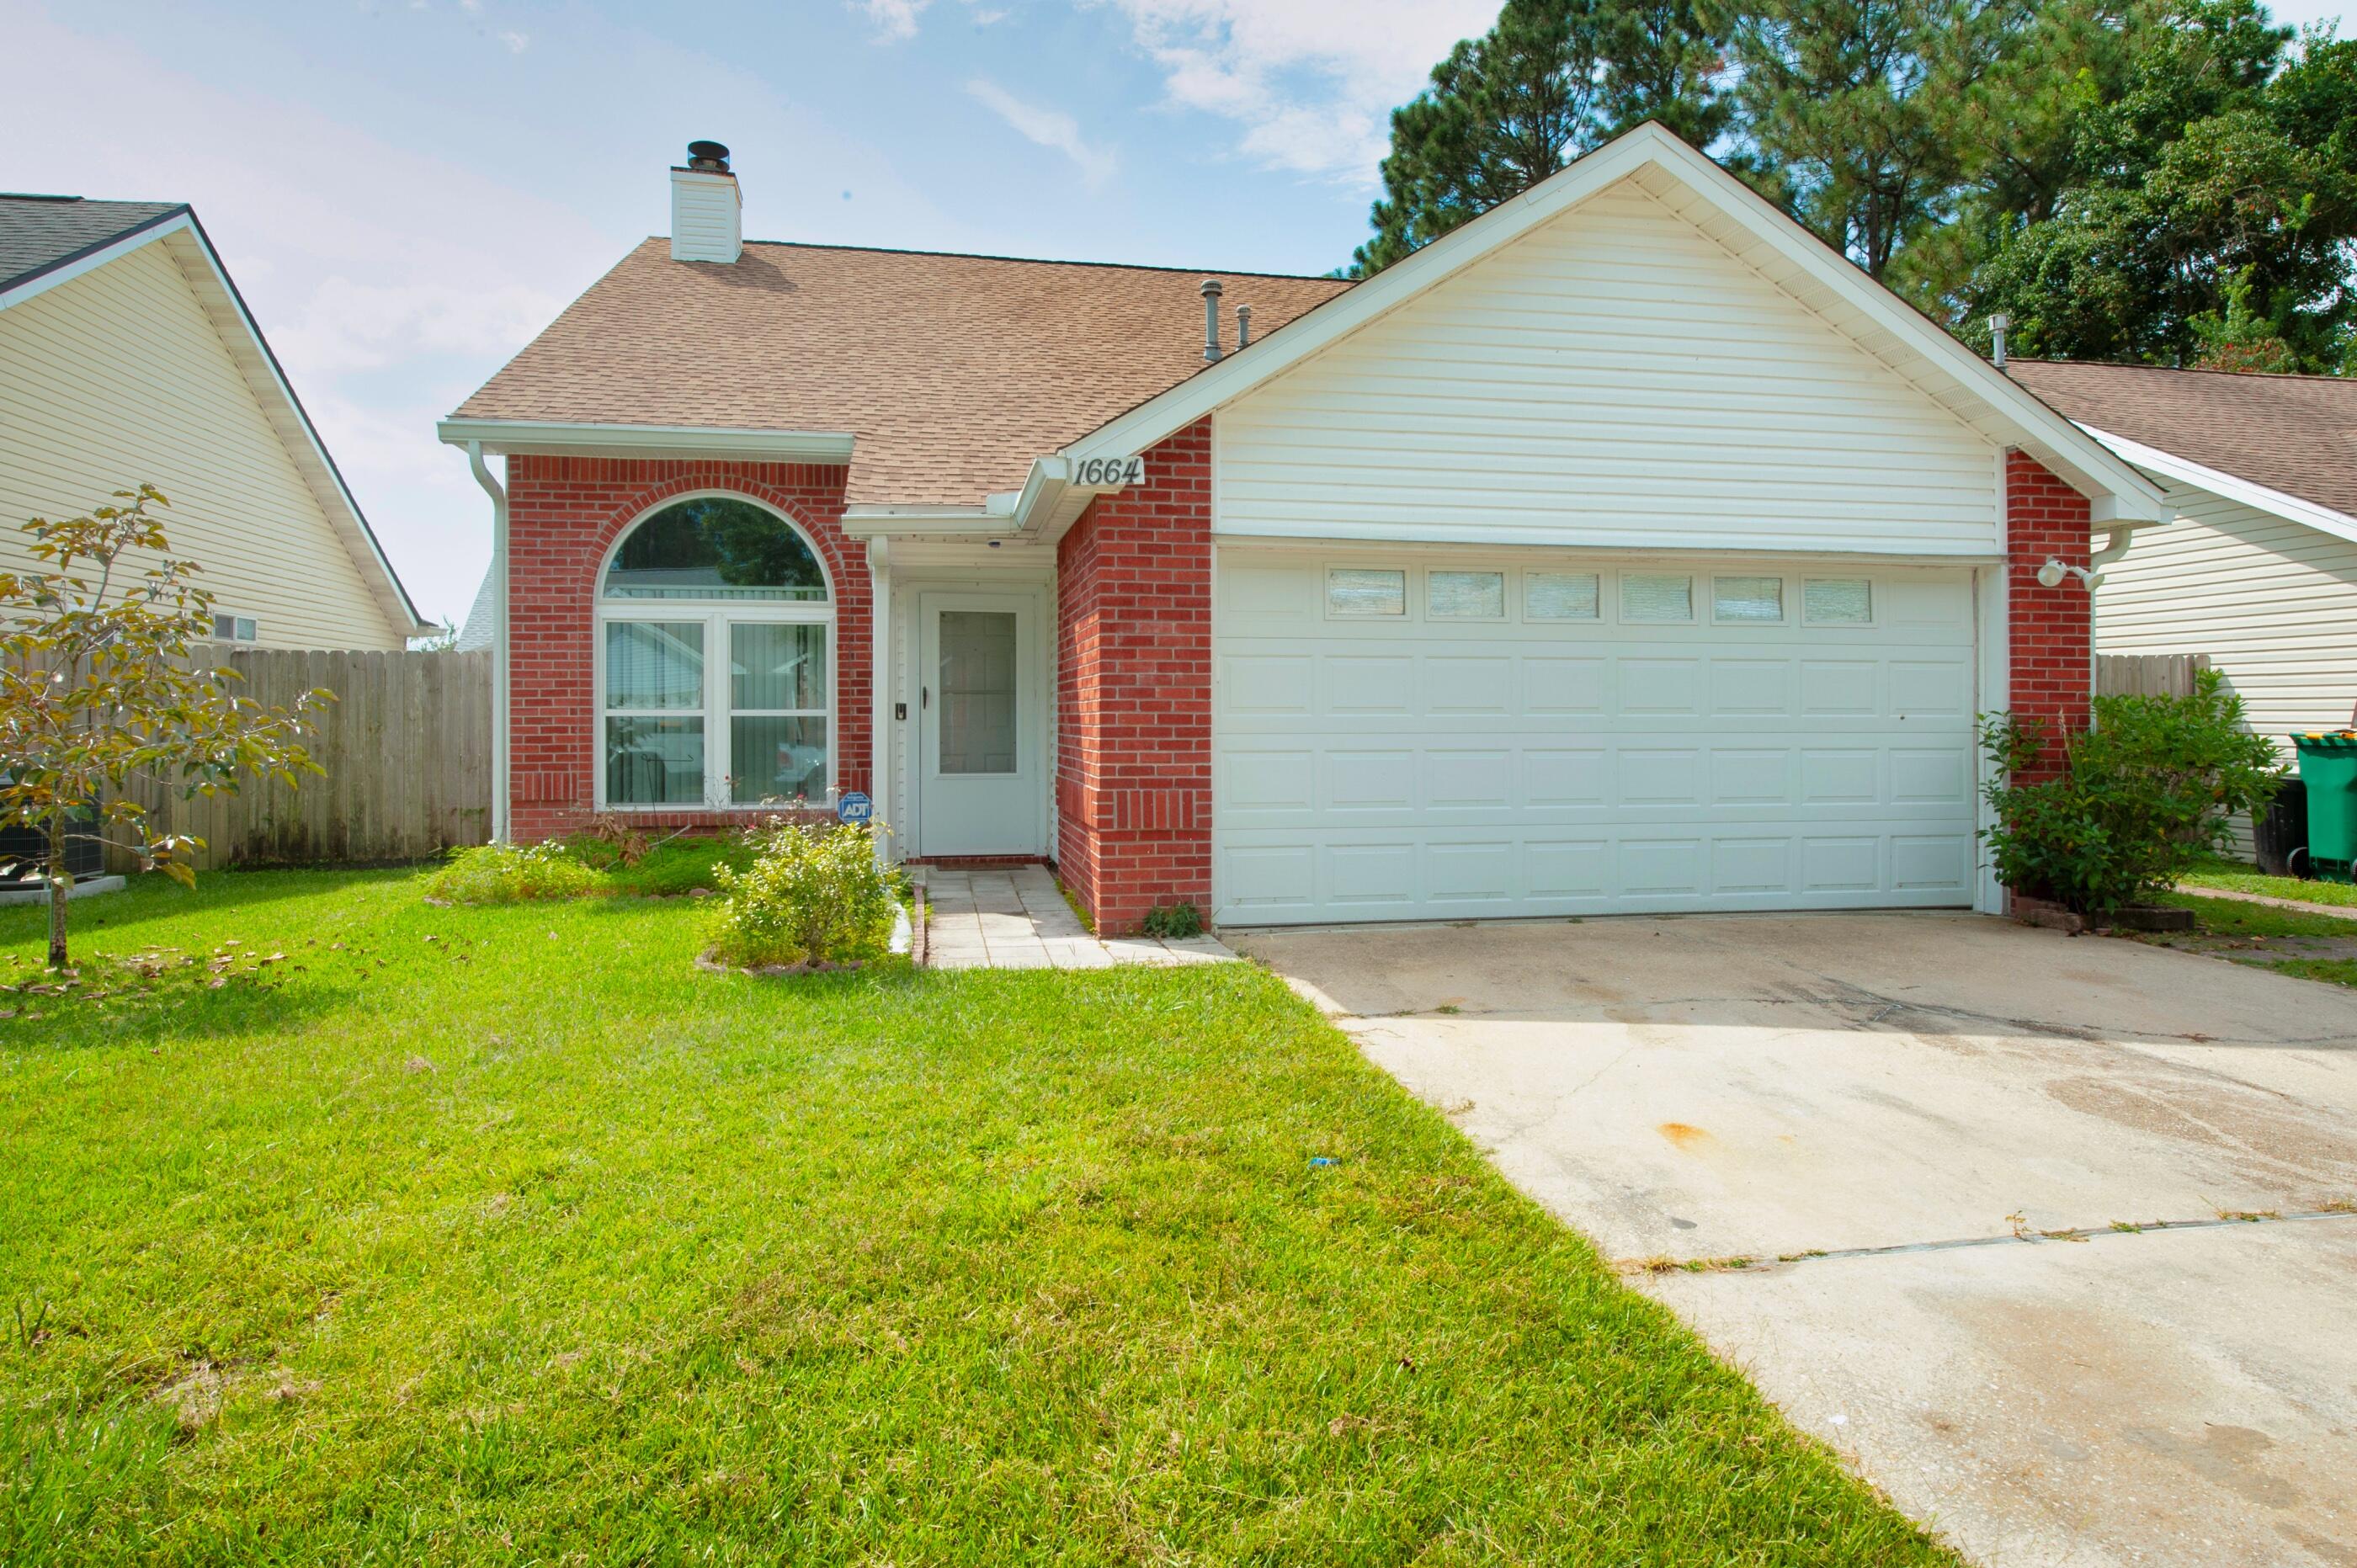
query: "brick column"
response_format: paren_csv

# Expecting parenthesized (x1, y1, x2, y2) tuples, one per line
(1055, 419, 1214, 933)
(2004, 449, 2094, 779)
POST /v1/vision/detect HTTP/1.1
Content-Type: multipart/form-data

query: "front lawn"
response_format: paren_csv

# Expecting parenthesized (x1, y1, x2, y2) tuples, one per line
(2, 870, 1951, 1565)
(2130, 891, 2357, 990)
(2179, 861, 2357, 911)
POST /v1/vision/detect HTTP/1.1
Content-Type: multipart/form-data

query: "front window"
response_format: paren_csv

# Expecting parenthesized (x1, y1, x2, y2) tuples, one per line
(599, 497, 831, 807)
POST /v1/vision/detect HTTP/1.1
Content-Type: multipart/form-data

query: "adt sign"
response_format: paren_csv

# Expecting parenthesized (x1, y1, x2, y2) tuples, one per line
(835, 790, 874, 827)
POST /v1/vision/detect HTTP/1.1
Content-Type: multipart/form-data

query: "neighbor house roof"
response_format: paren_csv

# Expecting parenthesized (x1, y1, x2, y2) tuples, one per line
(2009, 359, 2357, 526)
(0, 194, 187, 295)
(449, 240, 1354, 507)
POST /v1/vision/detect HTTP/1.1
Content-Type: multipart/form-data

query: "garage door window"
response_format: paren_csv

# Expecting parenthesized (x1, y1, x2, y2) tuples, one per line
(1713, 576, 1786, 624)
(1621, 572, 1695, 623)
(1428, 570, 1505, 619)
(1804, 577, 1874, 625)
(1327, 568, 1407, 617)
(1524, 571, 1600, 621)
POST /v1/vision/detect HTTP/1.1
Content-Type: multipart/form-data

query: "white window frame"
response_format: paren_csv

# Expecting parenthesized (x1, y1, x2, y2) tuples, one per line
(592, 491, 837, 811)
(1801, 576, 1879, 627)
(1711, 573, 1790, 625)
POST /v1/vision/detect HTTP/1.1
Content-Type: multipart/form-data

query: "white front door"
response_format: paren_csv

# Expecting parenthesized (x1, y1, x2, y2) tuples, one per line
(918, 591, 1045, 857)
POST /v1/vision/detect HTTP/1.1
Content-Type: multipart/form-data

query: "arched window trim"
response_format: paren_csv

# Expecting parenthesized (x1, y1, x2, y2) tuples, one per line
(593, 491, 836, 811)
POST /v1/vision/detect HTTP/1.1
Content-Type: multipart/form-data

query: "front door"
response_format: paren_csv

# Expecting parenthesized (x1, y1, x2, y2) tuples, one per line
(918, 591, 1043, 857)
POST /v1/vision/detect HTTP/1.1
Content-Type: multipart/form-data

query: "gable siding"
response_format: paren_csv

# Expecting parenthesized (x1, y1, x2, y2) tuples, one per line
(1215, 180, 2001, 555)
(0, 242, 406, 650)
(2095, 479, 2357, 856)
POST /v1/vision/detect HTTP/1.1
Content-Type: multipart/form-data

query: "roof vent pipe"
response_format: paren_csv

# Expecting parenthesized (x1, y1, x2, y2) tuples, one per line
(1200, 278, 1223, 362)
(1235, 302, 1251, 349)
(1989, 311, 2010, 369)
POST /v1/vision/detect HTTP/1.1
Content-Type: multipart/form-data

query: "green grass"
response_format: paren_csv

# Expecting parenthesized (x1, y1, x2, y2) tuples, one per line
(0, 871, 1953, 1565)
(2137, 893, 2357, 991)
(2178, 862, 2357, 910)
(2156, 891, 2357, 940)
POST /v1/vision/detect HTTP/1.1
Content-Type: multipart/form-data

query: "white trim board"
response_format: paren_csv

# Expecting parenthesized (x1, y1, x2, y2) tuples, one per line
(436, 418, 855, 464)
(2078, 425, 2357, 550)
(1054, 123, 2164, 538)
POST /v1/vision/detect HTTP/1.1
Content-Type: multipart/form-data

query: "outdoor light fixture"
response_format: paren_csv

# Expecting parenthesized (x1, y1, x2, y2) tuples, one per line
(2037, 557, 2103, 591)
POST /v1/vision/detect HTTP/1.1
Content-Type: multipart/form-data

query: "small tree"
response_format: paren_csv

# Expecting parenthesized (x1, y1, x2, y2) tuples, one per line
(1978, 669, 2284, 914)
(0, 486, 328, 968)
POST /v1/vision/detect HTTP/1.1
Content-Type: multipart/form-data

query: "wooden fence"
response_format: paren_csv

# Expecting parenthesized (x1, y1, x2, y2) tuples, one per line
(2096, 651, 2211, 699)
(99, 646, 492, 871)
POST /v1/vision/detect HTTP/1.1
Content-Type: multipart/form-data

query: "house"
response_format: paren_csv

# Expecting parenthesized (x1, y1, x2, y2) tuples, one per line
(440, 126, 2166, 933)
(2006, 360, 2357, 848)
(0, 194, 424, 649)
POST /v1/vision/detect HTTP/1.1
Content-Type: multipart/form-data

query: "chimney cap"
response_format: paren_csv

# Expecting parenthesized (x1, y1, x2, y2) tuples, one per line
(685, 140, 732, 173)
(1199, 276, 1222, 298)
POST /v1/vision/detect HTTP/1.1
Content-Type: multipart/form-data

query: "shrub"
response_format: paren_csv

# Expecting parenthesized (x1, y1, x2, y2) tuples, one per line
(1979, 670, 2284, 914)
(705, 820, 897, 969)
(1141, 901, 1205, 939)
(558, 812, 653, 871)
(424, 841, 597, 905)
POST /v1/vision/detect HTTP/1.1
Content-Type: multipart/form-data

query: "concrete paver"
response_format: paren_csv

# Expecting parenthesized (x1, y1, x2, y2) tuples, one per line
(917, 867, 1238, 971)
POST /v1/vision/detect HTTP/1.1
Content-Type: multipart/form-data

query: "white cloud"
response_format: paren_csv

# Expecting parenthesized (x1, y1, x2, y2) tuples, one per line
(966, 77, 1120, 187)
(856, 0, 930, 40)
(1091, 0, 1495, 181)
(497, 28, 529, 52)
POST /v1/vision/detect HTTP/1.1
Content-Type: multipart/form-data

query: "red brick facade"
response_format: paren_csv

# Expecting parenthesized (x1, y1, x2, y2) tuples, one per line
(1054, 420, 1215, 934)
(503, 456, 869, 842)
(2003, 450, 2094, 778)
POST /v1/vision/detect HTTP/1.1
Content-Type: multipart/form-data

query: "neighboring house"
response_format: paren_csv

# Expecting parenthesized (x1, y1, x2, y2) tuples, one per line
(441, 126, 2165, 933)
(2009, 360, 2357, 852)
(0, 194, 424, 649)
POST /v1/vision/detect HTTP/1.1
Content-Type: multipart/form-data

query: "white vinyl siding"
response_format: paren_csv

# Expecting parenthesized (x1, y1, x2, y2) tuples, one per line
(0, 241, 407, 650)
(2095, 476, 2357, 858)
(1215, 180, 2001, 555)
(1214, 550, 1982, 925)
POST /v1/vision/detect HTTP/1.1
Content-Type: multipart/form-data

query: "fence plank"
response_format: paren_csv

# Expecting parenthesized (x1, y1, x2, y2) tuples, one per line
(2097, 652, 2210, 699)
(47, 645, 496, 873)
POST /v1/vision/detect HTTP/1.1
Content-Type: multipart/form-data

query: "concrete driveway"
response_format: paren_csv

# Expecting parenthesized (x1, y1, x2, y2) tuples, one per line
(1232, 912, 2357, 1568)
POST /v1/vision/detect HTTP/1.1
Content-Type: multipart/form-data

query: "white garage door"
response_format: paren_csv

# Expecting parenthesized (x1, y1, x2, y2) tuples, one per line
(1212, 551, 1983, 925)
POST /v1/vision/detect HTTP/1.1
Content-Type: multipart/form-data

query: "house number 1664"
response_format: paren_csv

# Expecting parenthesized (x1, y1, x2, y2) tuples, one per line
(1072, 455, 1146, 487)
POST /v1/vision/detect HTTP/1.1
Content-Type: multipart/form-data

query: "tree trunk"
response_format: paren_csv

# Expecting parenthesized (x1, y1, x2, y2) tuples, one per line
(45, 815, 69, 970)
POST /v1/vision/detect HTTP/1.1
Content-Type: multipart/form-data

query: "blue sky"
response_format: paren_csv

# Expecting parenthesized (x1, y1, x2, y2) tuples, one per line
(4, 0, 2349, 630)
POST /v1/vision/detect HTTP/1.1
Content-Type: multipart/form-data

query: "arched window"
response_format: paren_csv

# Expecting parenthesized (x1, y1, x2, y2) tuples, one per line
(597, 496, 833, 809)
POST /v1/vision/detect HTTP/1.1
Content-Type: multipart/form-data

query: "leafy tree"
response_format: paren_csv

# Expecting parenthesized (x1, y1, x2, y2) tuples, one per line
(1952, 3, 2357, 369)
(1349, 0, 1732, 275)
(1732, 0, 2014, 281)
(0, 486, 328, 968)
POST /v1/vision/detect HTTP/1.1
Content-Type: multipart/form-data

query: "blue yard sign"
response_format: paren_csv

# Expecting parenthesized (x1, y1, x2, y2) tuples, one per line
(836, 790, 874, 827)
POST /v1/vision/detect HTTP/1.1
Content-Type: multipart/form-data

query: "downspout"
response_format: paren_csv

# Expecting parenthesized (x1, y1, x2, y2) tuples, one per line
(465, 440, 511, 843)
(2085, 524, 2135, 714)
(2088, 525, 2133, 579)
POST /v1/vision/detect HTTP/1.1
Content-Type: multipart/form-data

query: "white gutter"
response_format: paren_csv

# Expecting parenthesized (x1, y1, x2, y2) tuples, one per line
(2078, 425, 2357, 549)
(464, 440, 511, 844)
(436, 418, 856, 464)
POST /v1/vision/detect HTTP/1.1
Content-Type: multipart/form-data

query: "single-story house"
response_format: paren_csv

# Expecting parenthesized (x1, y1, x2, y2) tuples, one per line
(2005, 360, 2357, 849)
(0, 194, 426, 649)
(440, 125, 2168, 933)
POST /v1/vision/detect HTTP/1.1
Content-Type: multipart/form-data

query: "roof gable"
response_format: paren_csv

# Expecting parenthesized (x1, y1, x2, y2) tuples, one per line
(0, 195, 185, 297)
(0, 204, 423, 633)
(1062, 123, 2165, 529)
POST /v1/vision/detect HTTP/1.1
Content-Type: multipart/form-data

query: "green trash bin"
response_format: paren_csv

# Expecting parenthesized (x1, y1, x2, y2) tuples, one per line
(2291, 731, 2357, 884)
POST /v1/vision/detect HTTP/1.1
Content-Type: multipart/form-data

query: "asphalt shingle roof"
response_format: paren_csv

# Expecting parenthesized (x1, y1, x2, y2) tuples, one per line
(0, 194, 186, 293)
(453, 239, 1355, 507)
(2009, 359, 2357, 522)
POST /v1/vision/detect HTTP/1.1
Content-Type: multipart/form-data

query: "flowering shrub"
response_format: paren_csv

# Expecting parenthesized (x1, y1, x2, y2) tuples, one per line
(705, 820, 896, 970)
(424, 841, 597, 904)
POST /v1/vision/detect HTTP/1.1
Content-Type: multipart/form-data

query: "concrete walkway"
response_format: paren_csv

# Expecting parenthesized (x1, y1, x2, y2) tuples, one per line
(916, 866, 1236, 970)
